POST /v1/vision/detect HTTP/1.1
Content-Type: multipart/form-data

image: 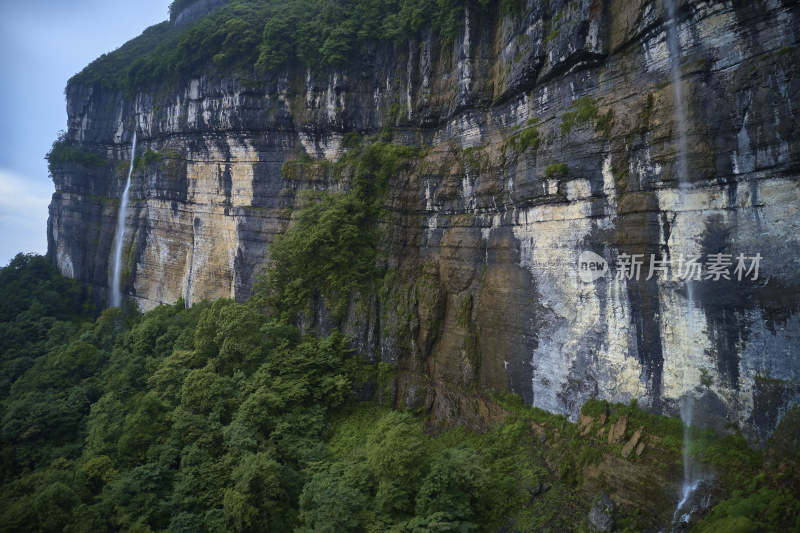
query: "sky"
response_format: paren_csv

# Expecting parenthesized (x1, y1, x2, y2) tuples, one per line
(0, 0, 171, 267)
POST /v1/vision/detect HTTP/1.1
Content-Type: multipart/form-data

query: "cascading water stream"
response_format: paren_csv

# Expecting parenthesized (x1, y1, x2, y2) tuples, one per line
(110, 132, 137, 308)
(666, 0, 690, 190)
(673, 395, 699, 526)
(663, 0, 704, 528)
(664, 0, 696, 326)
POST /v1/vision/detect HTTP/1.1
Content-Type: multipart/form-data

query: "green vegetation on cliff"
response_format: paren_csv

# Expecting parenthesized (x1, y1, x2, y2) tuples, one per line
(70, 0, 511, 92)
(46, 131, 107, 175)
(257, 140, 420, 321)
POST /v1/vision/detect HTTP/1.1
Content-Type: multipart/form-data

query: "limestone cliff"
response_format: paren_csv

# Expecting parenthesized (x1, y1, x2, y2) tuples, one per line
(47, 0, 800, 440)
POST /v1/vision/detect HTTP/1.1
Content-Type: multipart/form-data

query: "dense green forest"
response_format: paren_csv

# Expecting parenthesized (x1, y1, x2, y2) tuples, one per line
(1, 251, 799, 531)
(69, 0, 528, 92)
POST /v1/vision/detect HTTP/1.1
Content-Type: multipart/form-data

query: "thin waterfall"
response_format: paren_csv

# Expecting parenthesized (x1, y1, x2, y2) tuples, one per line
(673, 395, 699, 526)
(110, 132, 137, 308)
(664, 1, 703, 528)
(665, 0, 696, 325)
(680, 397, 693, 493)
(666, 0, 690, 190)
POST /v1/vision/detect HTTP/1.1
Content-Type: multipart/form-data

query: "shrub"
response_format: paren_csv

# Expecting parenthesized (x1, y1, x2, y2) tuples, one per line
(545, 162, 569, 178)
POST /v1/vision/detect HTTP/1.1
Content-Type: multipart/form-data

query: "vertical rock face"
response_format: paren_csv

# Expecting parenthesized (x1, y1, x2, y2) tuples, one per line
(48, 0, 800, 439)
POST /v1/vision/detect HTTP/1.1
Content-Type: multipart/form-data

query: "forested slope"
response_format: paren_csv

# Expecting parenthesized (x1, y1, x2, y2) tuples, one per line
(1, 254, 799, 531)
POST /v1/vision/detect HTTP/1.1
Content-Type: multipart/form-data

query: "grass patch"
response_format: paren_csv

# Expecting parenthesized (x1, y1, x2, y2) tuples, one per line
(560, 96, 599, 135)
(504, 118, 541, 154)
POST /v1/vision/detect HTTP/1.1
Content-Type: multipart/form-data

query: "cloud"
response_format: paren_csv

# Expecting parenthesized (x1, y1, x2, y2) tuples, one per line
(0, 169, 52, 210)
(0, 169, 53, 265)
(0, 0, 170, 267)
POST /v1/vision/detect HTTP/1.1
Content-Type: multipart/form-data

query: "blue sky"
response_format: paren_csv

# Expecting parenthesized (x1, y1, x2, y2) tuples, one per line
(0, 0, 171, 266)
